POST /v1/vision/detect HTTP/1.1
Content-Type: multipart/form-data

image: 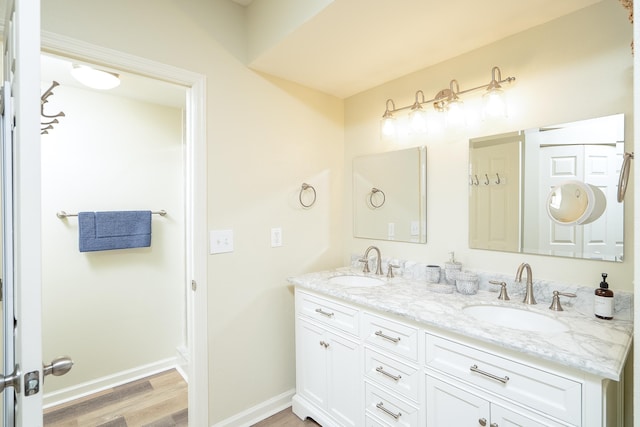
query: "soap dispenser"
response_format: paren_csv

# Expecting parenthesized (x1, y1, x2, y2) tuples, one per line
(594, 273, 614, 320)
(444, 251, 462, 286)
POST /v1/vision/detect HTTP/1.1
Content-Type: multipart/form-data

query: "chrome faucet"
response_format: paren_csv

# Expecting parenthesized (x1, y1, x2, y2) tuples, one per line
(360, 246, 383, 275)
(515, 262, 536, 304)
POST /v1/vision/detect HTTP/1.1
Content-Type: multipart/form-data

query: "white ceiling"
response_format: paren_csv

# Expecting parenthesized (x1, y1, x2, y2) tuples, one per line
(41, 0, 606, 104)
(248, 0, 604, 98)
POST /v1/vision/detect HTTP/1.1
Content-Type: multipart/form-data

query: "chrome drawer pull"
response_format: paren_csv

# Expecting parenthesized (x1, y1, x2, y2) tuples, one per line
(315, 308, 334, 318)
(375, 330, 401, 343)
(376, 402, 401, 420)
(376, 366, 402, 382)
(470, 364, 509, 384)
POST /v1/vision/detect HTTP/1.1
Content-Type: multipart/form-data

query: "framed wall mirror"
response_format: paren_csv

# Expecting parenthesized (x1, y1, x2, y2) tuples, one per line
(469, 114, 624, 262)
(353, 146, 427, 243)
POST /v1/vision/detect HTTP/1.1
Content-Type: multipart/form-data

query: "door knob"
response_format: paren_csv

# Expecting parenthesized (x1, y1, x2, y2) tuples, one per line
(0, 365, 20, 394)
(43, 356, 73, 378)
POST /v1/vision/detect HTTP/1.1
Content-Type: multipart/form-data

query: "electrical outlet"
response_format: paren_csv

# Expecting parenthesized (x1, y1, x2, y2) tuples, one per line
(271, 227, 282, 247)
(210, 229, 234, 254)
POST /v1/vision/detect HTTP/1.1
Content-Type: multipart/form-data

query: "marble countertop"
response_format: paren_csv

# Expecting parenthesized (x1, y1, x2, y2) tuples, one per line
(289, 268, 633, 381)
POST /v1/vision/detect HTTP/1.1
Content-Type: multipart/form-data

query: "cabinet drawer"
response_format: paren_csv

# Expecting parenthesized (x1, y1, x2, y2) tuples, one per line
(363, 312, 419, 362)
(365, 382, 419, 427)
(364, 348, 420, 402)
(297, 291, 359, 336)
(425, 334, 581, 425)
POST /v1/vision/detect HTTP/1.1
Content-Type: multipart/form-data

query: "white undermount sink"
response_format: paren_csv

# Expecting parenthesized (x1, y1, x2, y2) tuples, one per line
(327, 275, 385, 287)
(463, 304, 569, 333)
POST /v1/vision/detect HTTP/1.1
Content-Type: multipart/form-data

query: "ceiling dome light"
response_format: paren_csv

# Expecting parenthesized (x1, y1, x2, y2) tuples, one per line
(71, 65, 120, 90)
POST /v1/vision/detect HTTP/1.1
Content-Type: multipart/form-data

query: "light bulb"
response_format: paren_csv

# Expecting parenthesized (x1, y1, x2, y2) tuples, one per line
(446, 99, 466, 127)
(483, 87, 507, 119)
(408, 107, 428, 134)
(380, 116, 397, 139)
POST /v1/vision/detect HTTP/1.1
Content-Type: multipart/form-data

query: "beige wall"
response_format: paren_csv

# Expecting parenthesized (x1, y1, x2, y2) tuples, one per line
(40, 83, 185, 395)
(344, 1, 634, 290)
(42, 0, 345, 423)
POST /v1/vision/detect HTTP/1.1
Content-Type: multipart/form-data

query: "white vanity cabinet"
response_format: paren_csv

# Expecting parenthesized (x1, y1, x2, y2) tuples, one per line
(362, 312, 421, 426)
(425, 333, 582, 425)
(425, 375, 567, 426)
(292, 288, 621, 427)
(293, 291, 362, 427)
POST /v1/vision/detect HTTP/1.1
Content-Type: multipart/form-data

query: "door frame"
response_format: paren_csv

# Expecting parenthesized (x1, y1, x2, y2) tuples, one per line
(40, 31, 209, 425)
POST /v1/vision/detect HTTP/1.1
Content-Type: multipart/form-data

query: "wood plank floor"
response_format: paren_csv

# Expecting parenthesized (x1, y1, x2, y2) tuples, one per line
(43, 369, 187, 427)
(251, 408, 320, 427)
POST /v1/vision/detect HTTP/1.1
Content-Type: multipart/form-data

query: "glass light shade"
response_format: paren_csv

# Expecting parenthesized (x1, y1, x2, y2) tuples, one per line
(71, 65, 121, 90)
(446, 99, 466, 127)
(380, 116, 397, 139)
(482, 87, 508, 119)
(408, 107, 428, 134)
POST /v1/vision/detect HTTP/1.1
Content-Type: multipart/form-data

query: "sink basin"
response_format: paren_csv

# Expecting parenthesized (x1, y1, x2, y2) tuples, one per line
(327, 275, 385, 287)
(462, 305, 569, 333)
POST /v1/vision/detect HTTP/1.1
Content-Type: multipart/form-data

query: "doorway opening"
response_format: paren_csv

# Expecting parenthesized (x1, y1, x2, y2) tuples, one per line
(38, 33, 208, 424)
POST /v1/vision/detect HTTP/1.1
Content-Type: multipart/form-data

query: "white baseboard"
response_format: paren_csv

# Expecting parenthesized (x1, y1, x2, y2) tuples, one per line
(211, 388, 295, 427)
(43, 357, 178, 408)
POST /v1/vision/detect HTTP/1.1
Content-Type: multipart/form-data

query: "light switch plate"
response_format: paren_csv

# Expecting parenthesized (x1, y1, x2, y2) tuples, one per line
(271, 227, 282, 247)
(210, 229, 234, 254)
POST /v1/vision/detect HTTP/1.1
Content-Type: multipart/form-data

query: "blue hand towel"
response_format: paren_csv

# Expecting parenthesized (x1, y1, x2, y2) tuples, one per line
(79, 210, 152, 252)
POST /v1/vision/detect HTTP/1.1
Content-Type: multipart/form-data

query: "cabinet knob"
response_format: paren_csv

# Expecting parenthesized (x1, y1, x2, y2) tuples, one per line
(491, 424, 499, 427)
(478, 418, 487, 426)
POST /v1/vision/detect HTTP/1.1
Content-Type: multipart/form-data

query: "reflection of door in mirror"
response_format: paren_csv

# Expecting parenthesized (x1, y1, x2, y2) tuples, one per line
(536, 143, 623, 260)
(469, 114, 625, 262)
(469, 133, 521, 251)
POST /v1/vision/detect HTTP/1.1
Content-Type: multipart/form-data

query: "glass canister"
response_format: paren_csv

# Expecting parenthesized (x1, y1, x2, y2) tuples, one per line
(425, 265, 441, 283)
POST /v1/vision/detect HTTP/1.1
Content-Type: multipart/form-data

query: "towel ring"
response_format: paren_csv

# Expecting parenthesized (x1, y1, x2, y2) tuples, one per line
(617, 152, 634, 202)
(370, 187, 386, 208)
(299, 183, 316, 208)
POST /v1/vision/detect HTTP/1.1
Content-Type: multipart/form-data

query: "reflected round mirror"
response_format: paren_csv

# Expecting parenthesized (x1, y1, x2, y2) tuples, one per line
(547, 181, 606, 226)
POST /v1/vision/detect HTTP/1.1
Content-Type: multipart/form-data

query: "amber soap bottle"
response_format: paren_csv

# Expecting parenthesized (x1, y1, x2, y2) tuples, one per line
(594, 273, 614, 320)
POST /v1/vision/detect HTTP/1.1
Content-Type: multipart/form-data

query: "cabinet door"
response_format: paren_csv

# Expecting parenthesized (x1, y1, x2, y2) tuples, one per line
(492, 404, 566, 427)
(327, 331, 361, 427)
(426, 375, 489, 426)
(297, 318, 328, 409)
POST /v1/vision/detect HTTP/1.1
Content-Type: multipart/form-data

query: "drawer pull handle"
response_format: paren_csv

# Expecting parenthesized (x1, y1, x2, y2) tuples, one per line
(470, 364, 509, 384)
(375, 330, 401, 343)
(315, 308, 334, 318)
(479, 419, 487, 426)
(376, 366, 402, 382)
(319, 340, 329, 348)
(376, 401, 401, 420)
(491, 424, 498, 427)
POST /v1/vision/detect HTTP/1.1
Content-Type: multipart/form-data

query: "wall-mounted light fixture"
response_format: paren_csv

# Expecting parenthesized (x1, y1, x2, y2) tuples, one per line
(381, 66, 515, 138)
(71, 64, 121, 90)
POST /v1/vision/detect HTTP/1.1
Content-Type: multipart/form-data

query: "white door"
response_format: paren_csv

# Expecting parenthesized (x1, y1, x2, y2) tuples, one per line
(2, 0, 44, 425)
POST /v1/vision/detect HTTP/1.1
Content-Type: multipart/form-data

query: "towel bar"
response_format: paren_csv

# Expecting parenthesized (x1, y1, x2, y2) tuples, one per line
(57, 210, 167, 219)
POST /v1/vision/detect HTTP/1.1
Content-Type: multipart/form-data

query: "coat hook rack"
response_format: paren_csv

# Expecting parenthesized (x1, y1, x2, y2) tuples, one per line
(41, 81, 65, 135)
